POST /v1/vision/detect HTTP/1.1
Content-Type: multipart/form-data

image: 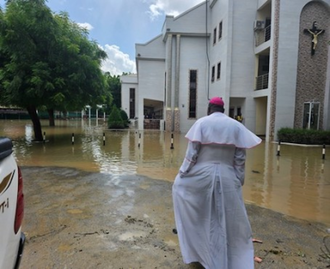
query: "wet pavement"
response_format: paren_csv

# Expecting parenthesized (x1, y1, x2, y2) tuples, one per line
(20, 166, 330, 269)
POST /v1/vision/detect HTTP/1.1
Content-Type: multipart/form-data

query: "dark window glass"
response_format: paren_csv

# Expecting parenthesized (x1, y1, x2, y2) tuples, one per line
(213, 28, 217, 44)
(129, 88, 135, 119)
(217, 62, 221, 80)
(189, 70, 197, 118)
(164, 72, 166, 105)
(211, 66, 215, 82)
(219, 21, 223, 39)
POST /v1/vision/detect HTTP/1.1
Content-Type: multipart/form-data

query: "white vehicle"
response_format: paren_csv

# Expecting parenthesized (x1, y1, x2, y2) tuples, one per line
(0, 137, 25, 269)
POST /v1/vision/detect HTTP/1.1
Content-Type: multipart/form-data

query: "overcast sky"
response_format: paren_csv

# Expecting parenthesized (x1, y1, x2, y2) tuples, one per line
(0, 0, 204, 75)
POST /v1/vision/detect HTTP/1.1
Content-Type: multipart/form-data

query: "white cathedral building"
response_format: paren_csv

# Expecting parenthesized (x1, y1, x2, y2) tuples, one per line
(120, 0, 330, 141)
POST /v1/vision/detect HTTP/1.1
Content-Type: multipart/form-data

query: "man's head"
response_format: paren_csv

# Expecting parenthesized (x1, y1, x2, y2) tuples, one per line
(207, 97, 225, 115)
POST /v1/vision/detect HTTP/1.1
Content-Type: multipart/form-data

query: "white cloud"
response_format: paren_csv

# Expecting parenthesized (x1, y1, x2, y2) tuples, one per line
(149, 3, 163, 19)
(145, 0, 204, 20)
(77, 22, 94, 31)
(100, 45, 136, 76)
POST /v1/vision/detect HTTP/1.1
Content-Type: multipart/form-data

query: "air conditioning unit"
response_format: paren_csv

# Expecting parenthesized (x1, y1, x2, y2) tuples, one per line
(254, 20, 265, 30)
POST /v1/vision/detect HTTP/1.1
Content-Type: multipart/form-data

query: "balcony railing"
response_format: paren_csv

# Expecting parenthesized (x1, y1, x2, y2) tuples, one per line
(255, 25, 271, 47)
(255, 73, 269, 90)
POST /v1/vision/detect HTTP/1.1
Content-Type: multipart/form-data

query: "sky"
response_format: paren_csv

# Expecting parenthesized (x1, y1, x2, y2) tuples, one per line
(0, 0, 205, 75)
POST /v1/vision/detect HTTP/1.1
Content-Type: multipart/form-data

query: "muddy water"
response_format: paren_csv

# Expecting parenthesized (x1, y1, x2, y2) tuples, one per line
(1, 119, 329, 225)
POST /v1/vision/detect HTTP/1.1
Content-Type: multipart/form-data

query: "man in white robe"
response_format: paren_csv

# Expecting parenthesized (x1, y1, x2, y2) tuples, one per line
(172, 97, 262, 269)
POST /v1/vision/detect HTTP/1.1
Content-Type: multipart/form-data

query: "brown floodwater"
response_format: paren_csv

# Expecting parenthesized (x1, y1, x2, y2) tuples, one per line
(1, 119, 329, 226)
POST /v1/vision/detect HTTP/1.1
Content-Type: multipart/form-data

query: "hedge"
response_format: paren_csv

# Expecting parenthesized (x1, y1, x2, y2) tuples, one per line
(277, 128, 330, 145)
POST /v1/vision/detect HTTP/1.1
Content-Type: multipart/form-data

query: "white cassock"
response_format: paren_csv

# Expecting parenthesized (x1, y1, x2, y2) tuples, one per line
(172, 112, 262, 269)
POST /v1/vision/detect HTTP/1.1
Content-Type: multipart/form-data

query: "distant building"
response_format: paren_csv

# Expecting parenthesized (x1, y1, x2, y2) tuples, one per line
(121, 0, 330, 141)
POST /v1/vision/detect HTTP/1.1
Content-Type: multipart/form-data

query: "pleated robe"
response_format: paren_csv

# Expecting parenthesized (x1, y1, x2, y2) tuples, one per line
(172, 112, 261, 269)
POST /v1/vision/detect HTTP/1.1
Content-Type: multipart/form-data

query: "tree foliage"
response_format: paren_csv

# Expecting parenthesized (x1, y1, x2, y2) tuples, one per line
(120, 109, 129, 127)
(0, 0, 110, 140)
(104, 72, 121, 110)
(108, 105, 125, 129)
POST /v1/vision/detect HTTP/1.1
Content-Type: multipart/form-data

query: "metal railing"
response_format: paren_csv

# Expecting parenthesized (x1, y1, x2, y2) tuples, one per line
(255, 73, 269, 90)
(255, 25, 271, 47)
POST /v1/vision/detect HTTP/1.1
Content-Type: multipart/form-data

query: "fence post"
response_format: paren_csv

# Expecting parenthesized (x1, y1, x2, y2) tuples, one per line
(72, 133, 75, 145)
(276, 141, 281, 156)
(170, 133, 174, 149)
(138, 132, 141, 148)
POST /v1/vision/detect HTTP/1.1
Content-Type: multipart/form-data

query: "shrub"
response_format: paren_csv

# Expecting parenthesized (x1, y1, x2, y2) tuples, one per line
(119, 109, 130, 127)
(108, 105, 125, 129)
(277, 128, 330, 145)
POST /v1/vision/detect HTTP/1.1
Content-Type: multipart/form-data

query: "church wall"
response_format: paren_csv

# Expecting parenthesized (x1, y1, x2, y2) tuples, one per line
(135, 35, 165, 59)
(258, 0, 269, 9)
(178, 37, 208, 134)
(120, 75, 138, 120)
(120, 0, 330, 138)
(273, 1, 305, 136)
(230, 0, 259, 133)
(268, 0, 279, 140)
(255, 97, 268, 135)
(325, 43, 330, 130)
(162, 2, 207, 36)
(294, 1, 330, 130)
(230, 0, 257, 96)
(272, 0, 328, 137)
(137, 60, 165, 130)
(208, 0, 229, 101)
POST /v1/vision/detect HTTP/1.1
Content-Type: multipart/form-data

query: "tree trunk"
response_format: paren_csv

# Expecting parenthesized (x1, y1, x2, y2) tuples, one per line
(26, 106, 43, 141)
(48, 108, 55, 126)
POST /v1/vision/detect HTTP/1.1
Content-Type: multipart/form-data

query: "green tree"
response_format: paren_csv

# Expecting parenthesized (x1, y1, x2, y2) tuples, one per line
(104, 72, 121, 109)
(108, 105, 124, 129)
(120, 109, 129, 127)
(48, 12, 110, 123)
(0, 0, 109, 141)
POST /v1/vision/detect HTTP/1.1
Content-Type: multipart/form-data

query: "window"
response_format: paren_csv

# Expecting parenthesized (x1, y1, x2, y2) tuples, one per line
(213, 27, 217, 44)
(164, 72, 167, 105)
(229, 108, 235, 118)
(129, 88, 135, 119)
(217, 62, 221, 80)
(303, 102, 320, 130)
(211, 66, 215, 82)
(218, 21, 223, 40)
(189, 70, 197, 118)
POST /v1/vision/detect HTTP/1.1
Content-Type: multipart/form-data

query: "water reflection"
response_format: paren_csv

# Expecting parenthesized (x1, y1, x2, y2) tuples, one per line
(1, 119, 329, 226)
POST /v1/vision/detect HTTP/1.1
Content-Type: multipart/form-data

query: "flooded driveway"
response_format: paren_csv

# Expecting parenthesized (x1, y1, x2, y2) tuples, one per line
(1, 119, 329, 226)
(19, 166, 330, 269)
(1, 119, 330, 268)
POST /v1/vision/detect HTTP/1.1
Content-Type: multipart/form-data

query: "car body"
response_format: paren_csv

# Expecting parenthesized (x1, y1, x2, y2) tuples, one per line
(0, 137, 25, 269)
